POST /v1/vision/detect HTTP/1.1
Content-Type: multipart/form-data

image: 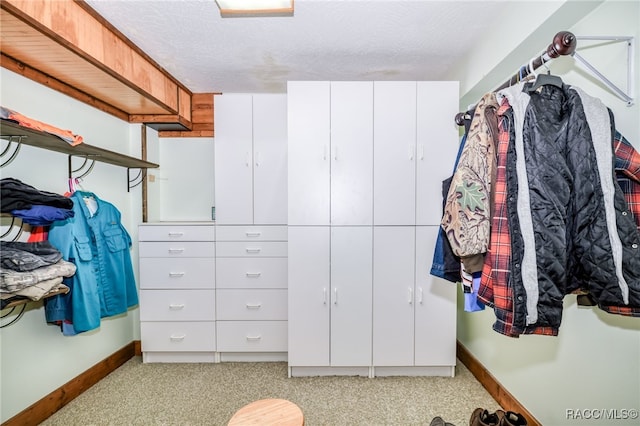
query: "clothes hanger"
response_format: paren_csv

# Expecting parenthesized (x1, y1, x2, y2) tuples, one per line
(524, 54, 563, 93)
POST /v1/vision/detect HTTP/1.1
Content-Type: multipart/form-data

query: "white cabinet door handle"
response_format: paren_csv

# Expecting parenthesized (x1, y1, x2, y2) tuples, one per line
(168, 231, 184, 237)
(323, 145, 328, 160)
(333, 145, 338, 160)
(246, 248, 261, 254)
(333, 288, 338, 304)
(408, 287, 413, 304)
(419, 287, 424, 305)
(246, 303, 262, 309)
(169, 304, 185, 310)
(409, 145, 415, 161)
(323, 288, 327, 305)
(419, 144, 425, 160)
(255, 151, 261, 167)
(246, 231, 262, 238)
(246, 335, 262, 341)
(169, 272, 185, 277)
(245, 152, 251, 167)
(170, 335, 186, 341)
(246, 272, 262, 277)
(168, 248, 185, 254)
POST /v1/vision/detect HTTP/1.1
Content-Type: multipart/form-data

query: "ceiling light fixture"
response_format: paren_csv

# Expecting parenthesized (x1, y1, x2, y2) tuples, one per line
(215, 0, 294, 17)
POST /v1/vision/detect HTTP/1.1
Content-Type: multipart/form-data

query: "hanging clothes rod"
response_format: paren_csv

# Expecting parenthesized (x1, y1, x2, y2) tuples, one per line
(455, 31, 577, 126)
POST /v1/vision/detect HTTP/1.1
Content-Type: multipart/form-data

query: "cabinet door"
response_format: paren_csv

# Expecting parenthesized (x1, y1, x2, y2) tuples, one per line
(330, 226, 372, 366)
(288, 82, 330, 226)
(373, 226, 415, 366)
(253, 94, 288, 225)
(330, 82, 374, 225)
(373, 81, 417, 225)
(288, 226, 330, 366)
(214, 94, 254, 224)
(415, 226, 457, 366)
(416, 81, 460, 225)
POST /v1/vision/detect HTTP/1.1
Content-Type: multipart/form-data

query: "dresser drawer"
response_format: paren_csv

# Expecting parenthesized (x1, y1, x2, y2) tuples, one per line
(216, 321, 287, 352)
(139, 241, 215, 258)
(216, 289, 287, 320)
(216, 226, 287, 242)
(216, 241, 287, 257)
(140, 290, 215, 321)
(140, 258, 215, 289)
(216, 258, 287, 289)
(141, 321, 216, 352)
(139, 224, 215, 241)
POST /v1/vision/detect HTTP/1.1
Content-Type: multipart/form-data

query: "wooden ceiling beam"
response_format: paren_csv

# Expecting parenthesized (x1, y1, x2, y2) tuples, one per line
(0, 0, 195, 131)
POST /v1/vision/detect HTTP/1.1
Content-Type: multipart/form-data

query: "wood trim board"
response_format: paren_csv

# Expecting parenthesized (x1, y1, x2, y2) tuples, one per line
(2, 342, 136, 426)
(456, 340, 541, 426)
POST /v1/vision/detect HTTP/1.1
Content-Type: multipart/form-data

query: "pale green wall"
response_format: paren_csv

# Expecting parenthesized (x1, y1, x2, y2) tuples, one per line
(0, 68, 147, 422)
(455, 1, 640, 425)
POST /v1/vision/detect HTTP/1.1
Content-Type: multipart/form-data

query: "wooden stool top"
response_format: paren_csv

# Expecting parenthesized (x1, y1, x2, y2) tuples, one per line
(228, 398, 304, 426)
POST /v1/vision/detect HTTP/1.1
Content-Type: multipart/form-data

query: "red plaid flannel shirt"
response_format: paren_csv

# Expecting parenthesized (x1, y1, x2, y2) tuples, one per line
(477, 100, 556, 337)
(598, 131, 640, 317)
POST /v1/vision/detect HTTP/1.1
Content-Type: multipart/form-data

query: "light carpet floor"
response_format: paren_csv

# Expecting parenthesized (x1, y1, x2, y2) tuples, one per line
(40, 357, 502, 426)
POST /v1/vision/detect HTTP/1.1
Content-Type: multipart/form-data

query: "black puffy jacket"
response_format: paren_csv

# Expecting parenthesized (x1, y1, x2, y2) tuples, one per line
(500, 82, 640, 334)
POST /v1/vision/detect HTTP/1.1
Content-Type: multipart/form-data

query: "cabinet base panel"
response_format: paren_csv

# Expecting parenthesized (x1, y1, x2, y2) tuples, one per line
(288, 365, 455, 378)
(373, 365, 455, 377)
(142, 352, 218, 363)
(219, 352, 288, 362)
(288, 366, 371, 377)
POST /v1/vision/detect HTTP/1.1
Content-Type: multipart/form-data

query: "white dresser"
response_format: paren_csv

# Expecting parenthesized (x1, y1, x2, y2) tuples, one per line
(215, 225, 288, 361)
(138, 223, 216, 363)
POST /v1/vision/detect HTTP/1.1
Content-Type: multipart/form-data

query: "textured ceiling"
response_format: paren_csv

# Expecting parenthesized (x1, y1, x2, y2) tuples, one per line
(85, 0, 512, 94)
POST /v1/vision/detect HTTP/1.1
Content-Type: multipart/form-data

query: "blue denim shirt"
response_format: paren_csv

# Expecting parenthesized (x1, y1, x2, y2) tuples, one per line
(45, 191, 138, 333)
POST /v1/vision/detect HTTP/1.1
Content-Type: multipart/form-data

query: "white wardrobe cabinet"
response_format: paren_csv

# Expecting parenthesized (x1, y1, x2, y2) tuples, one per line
(287, 81, 374, 226)
(373, 81, 460, 226)
(329, 82, 374, 226)
(373, 81, 417, 226)
(138, 223, 216, 363)
(287, 82, 330, 226)
(372, 226, 416, 367)
(288, 80, 458, 377)
(414, 226, 457, 368)
(372, 226, 456, 376)
(416, 81, 461, 226)
(288, 226, 372, 376)
(215, 94, 287, 225)
(214, 93, 289, 362)
(287, 226, 330, 367)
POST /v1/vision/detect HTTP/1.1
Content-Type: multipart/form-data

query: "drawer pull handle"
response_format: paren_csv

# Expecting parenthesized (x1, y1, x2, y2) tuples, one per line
(169, 272, 185, 277)
(246, 232, 262, 238)
(246, 248, 261, 254)
(168, 232, 184, 237)
(246, 303, 262, 309)
(168, 248, 185, 254)
(169, 304, 185, 310)
(246, 272, 262, 278)
(170, 335, 186, 341)
(246, 335, 262, 341)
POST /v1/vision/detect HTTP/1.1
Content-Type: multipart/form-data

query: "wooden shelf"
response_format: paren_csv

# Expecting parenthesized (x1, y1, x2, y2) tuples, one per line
(1, 119, 159, 170)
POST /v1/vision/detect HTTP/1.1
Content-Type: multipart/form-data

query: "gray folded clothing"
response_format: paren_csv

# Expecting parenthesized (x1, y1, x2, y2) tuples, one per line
(1, 240, 63, 272)
(0, 259, 76, 292)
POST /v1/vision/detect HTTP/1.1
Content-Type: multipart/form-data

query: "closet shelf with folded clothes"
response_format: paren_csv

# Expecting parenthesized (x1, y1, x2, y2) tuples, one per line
(2, 286, 69, 311)
(0, 117, 159, 190)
